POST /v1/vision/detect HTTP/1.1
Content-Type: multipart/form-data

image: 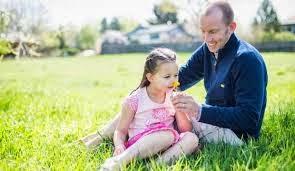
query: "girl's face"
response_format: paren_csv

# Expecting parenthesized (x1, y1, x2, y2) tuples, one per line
(147, 62, 179, 92)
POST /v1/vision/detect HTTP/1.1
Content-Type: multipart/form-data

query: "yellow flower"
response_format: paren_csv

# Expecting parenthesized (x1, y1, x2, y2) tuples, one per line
(172, 81, 180, 89)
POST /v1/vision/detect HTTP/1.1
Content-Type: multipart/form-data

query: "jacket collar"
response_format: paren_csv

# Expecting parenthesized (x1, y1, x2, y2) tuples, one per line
(218, 33, 239, 53)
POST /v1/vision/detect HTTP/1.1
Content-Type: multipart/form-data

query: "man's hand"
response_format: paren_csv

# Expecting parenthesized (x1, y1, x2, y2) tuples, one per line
(171, 92, 202, 120)
(113, 144, 126, 156)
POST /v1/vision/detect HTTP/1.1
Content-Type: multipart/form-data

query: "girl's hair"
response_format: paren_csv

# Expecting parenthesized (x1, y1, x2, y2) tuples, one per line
(131, 48, 177, 94)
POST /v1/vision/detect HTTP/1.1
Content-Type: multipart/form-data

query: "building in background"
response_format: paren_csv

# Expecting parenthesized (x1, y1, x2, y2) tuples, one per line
(126, 24, 198, 44)
(281, 16, 295, 34)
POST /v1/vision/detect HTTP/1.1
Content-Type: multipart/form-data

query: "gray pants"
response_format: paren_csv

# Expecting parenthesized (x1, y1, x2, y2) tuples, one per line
(192, 119, 244, 146)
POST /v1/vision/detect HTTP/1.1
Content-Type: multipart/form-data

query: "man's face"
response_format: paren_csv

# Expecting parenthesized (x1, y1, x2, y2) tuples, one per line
(200, 9, 234, 53)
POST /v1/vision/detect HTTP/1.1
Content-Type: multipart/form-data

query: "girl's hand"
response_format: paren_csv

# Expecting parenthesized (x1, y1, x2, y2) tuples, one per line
(172, 93, 201, 120)
(113, 144, 126, 156)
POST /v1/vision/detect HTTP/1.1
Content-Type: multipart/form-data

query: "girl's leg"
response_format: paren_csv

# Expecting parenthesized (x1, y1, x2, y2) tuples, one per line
(100, 130, 175, 170)
(79, 132, 98, 144)
(80, 113, 120, 148)
(157, 132, 199, 164)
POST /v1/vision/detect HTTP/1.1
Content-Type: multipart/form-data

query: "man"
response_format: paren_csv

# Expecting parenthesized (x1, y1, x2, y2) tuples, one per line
(81, 0, 268, 147)
(172, 1, 268, 145)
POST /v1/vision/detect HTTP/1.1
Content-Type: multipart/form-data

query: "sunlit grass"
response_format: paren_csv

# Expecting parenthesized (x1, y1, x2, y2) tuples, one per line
(0, 52, 294, 170)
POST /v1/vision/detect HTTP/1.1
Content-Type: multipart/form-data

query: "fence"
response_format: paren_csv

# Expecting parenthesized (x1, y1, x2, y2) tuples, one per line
(101, 41, 295, 54)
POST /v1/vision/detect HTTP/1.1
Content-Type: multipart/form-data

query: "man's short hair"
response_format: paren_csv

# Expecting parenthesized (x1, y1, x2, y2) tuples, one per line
(202, 1, 234, 25)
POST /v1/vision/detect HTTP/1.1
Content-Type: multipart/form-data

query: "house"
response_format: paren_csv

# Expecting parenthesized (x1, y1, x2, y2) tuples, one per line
(101, 30, 128, 45)
(126, 24, 198, 44)
(281, 16, 295, 34)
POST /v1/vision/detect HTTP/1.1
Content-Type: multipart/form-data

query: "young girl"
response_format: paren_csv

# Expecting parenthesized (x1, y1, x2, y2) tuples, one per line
(94, 48, 199, 170)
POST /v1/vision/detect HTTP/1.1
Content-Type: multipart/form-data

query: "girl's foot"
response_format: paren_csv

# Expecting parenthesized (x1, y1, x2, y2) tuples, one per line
(85, 137, 102, 149)
(100, 157, 121, 171)
(79, 132, 99, 144)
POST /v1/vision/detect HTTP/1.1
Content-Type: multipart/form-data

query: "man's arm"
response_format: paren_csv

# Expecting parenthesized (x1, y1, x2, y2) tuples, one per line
(200, 52, 267, 137)
(178, 45, 205, 91)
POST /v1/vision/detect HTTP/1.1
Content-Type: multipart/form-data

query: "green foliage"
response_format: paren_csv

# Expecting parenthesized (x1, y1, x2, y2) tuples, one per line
(272, 31, 295, 41)
(39, 31, 60, 49)
(100, 18, 108, 33)
(100, 17, 123, 33)
(0, 52, 294, 170)
(253, 0, 280, 32)
(46, 26, 81, 56)
(251, 29, 295, 42)
(0, 11, 9, 33)
(38, 28, 82, 57)
(119, 18, 139, 33)
(56, 27, 67, 49)
(0, 38, 15, 55)
(149, 0, 178, 25)
(76, 25, 98, 50)
(2, 0, 48, 34)
(62, 47, 80, 56)
(109, 17, 121, 31)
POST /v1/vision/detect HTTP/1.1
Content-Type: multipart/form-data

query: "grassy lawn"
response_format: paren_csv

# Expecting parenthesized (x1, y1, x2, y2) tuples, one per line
(0, 52, 294, 170)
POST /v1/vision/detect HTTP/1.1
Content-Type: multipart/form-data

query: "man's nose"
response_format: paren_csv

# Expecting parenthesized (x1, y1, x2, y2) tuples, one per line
(203, 33, 211, 42)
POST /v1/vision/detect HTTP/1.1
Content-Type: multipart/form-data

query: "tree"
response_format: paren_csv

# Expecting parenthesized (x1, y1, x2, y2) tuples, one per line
(118, 17, 139, 33)
(56, 26, 67, 50)
(149, 0, 178, 25)
(253, 0, 280, 32)
(100, 17, 108, 33)
(175, 0, 208, 36)
(110, 17, 121, 31)
(0, 11, 9, 34)
(76, 24, 98, 50)
(0, 0, 48, 34)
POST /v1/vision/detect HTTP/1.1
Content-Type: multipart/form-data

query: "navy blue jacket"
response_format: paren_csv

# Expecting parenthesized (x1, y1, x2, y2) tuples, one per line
(179, 33, 268, 139)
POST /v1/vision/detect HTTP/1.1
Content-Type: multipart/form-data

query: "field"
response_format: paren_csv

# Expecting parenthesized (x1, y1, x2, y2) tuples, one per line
(0, 52, 294, 170)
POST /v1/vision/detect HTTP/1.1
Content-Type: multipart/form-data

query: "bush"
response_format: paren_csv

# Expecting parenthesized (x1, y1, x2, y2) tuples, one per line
(40, 32, 60, 49)
(62, 47, 80, 56)
(0, 38, 15, 56)
(273, 31, 295, 41)
(76, 25, 98, 50)
(257, 31, 295, 42)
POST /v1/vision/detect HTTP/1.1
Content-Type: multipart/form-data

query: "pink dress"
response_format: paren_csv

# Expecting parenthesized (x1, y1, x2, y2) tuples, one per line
(123, 87, 179, 148)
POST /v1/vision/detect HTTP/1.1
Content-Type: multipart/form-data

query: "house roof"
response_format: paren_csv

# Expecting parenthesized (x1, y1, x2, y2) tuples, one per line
(281, 16, 295, 25)
(101, 30, 128, 45)
(127, 24, 194, 38)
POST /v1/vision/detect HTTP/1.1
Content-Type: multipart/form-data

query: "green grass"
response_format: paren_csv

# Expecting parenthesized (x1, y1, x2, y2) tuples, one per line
(0, 52, 294, 170)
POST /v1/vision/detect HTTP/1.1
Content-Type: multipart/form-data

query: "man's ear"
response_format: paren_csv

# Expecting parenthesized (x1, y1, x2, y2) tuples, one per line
(146, 73, 153, 82)
(229, 21, 237, 33)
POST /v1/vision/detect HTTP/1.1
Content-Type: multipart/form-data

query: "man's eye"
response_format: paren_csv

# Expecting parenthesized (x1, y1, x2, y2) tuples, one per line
(210, 30, 217, 34)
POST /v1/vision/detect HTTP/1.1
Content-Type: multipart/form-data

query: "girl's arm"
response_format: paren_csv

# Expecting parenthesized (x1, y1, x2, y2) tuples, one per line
(175, 111, 193, 133)
(113, 101, 135, 156)
(172, 92, 192, 132)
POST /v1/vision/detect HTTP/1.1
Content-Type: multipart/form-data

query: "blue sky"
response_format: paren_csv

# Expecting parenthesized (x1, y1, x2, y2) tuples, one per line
(44, 0, 294, 28)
